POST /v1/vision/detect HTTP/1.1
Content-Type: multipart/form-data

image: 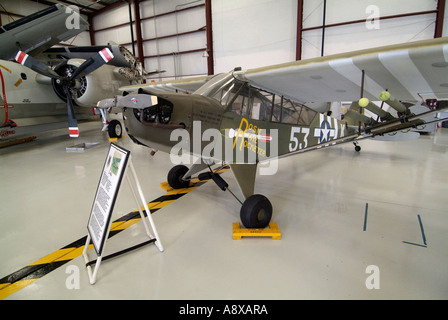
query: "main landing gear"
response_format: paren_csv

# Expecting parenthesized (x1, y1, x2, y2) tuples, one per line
(167, 164, 273, 229)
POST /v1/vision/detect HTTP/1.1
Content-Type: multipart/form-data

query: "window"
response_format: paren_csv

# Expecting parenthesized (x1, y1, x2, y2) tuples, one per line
(217, 78, 317, 125)
(229, 94, 248, 116)
(275, 97, 317, 126)
(271, 95, 282, 122)
(210, 80, 244, 107)
(249, 89, 273, 121)
(282, 99, 300, 124)
(297, 103, 317, 126)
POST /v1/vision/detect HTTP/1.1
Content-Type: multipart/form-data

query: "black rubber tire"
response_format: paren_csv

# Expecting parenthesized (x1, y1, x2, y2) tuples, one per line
(240, 194, 272, 229)
(167, 165, 190, 189)
(108, 120, 122, 138)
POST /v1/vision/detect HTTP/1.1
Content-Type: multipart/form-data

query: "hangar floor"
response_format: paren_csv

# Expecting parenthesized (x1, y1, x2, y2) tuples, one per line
(1, 117, 447, 300)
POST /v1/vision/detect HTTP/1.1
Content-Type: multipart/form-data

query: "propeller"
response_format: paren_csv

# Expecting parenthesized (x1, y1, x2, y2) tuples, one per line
(15, 48, 114, 137)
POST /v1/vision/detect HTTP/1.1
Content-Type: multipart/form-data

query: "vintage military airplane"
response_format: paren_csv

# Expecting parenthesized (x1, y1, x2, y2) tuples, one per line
(0, 4, 147, 141)
(98, 37, 448, 229)
(0, 4, 88, 60)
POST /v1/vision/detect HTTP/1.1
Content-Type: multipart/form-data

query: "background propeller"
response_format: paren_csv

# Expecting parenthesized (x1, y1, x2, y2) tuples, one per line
(15, 48, 114, 137)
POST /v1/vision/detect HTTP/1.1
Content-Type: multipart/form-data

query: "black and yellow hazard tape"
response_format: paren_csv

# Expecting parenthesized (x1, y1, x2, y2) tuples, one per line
(0, 167, 228, 299)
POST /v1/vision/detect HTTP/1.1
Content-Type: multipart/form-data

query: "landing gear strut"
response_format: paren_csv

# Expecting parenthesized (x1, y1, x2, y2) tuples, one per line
(166, 165, 273, 229)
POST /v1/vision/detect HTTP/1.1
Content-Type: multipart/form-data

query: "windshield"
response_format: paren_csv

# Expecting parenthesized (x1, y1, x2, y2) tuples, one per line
(195, 73, 245, 108)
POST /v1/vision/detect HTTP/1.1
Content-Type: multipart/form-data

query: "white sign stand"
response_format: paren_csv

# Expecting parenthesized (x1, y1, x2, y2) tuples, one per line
(82, 143, 163, 284)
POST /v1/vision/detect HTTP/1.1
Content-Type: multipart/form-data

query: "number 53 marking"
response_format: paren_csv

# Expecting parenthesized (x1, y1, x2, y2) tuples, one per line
(289, 127, 310, 152)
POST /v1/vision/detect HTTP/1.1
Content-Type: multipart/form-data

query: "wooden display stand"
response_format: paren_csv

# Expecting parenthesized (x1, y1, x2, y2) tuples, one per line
(233, 222, 281, 240)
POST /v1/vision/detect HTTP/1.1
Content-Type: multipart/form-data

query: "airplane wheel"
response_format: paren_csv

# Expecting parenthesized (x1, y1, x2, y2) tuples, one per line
(355, 145, 361, 152)
(108, 120, 122, 138)
(240, 194, 272, 229)
(167, 165, 190, 189)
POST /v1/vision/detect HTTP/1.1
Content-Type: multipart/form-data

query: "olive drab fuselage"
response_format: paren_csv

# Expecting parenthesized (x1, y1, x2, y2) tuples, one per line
(122, 72, 354, 164)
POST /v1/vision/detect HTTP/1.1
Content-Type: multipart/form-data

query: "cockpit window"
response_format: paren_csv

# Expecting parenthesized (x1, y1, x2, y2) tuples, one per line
(228, 83, 317, 126)
(249, 88, 273, 121)
(210, 79, 245, 108)
(195, 73, 244, 106)
(196, 72, 317, 125)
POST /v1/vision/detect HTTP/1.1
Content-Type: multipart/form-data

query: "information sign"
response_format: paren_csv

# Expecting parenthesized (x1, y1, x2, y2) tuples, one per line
(87, 143, 130, 255)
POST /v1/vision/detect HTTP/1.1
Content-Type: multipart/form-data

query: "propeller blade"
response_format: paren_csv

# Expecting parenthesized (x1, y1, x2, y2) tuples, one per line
(63, 86, 79, 138)
(69, 47, 114, 80)
(15, 51, 60, 79)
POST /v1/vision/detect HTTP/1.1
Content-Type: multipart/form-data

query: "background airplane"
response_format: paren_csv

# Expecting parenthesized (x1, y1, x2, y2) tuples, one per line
(98, 37, 448, 229)
(0, 4, 153, 142)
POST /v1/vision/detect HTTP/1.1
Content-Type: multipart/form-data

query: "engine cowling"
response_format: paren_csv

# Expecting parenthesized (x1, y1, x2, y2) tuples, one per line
(52, 58, 124, 107)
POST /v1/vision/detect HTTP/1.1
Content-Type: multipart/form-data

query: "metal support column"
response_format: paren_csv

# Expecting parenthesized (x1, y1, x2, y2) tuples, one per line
(296, 0, 303, 60)
(434, 0, 446, 38)
(128, 0, 135, 55)
(88, 15, 96, 45)
(133, 0, 145, 69)
(321, 0, 327, 57)
(205, 0, 214, 75)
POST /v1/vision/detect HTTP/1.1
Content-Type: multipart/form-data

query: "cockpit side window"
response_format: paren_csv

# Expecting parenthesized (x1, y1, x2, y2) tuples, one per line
(271, 95, 282, 122)
(228, 92, 248, 116)
(281, 98, 317, 126)
(282, 99, 300, 124)
(218, 78, 316, 125)
(249, 89, 273, 121)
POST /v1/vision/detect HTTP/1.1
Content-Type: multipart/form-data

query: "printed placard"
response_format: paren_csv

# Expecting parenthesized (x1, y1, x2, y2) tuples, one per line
(87, 143, 130, 255)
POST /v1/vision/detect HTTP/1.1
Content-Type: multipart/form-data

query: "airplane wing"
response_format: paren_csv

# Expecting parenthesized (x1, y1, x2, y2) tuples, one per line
(243, 37, 448, 106)
(0, 4, 89, 60)
(120, 75, 209, 94)
(239, 37, 448, 158)
(41, 45, 137, 68)
(121, 37, 448, 103)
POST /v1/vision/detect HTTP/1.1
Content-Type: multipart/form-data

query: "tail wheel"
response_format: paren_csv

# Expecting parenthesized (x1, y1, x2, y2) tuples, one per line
(108, 120, 122, 138)
(240, 194, 272, 229)
(167, 165, 190, 189)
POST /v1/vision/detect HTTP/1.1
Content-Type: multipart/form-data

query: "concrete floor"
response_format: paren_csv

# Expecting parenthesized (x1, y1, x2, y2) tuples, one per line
(1, 118, 447, 300)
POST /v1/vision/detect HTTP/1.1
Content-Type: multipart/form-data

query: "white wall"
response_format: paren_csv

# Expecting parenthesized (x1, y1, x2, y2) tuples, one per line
(139, 0, 207, 79)
(302, 0, 439, 59)
(2, 0, 446, 78)
(212, 0, 441, 70)
(212, 0, 298, 73)
(93, 0, 208, 80)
